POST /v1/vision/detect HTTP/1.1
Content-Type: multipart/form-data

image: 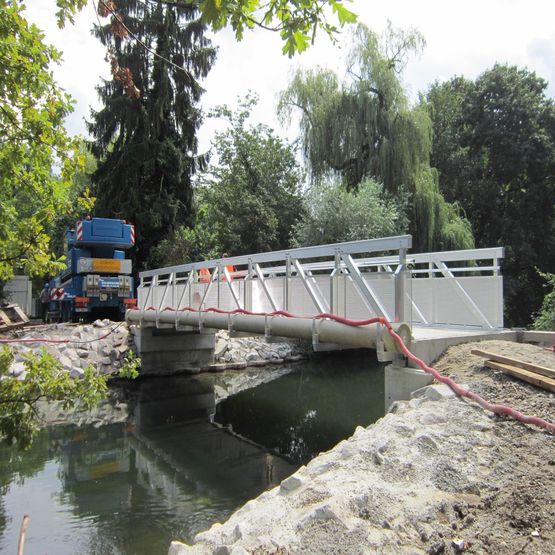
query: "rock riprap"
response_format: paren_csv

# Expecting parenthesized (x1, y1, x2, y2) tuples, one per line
(210, 330, 308, 370)
(6, 319, 132, 379)
(166, 385, 506, 555)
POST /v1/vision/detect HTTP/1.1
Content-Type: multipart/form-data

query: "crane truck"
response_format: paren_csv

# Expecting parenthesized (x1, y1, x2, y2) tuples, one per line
(45, 217, 137, 322)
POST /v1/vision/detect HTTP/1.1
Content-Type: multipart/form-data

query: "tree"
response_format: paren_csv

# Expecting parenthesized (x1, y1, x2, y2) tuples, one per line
(151, 95, 305, 265)
(56, 0, 358, 57)
(0, 0, 81, 284)
(0, 347, 108, 449)
(278, 23, 474, 252)
(88, 0, 216, 271)
(196, 96, 305, 256)
(198, 96, 305, 257)
(50, 140, 97, 259)
(427, 65, 555, 326)
(533, 272, 555, 331)
(292, 177, 408, 246)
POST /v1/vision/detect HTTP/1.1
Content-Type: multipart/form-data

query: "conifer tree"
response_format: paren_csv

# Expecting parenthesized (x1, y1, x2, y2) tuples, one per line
(88, 0, 216, 270)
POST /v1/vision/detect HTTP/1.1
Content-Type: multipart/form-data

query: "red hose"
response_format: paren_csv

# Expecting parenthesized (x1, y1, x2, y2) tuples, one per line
(137, 305, 555, 434)
(3, 306, 553, 434)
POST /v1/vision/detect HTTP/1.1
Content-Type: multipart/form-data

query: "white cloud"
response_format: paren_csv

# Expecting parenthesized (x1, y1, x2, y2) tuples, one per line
(23, 0, 555, 147)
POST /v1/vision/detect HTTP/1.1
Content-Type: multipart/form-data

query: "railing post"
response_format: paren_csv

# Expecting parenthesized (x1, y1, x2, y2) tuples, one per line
(395, 248, 407, 323)
(245, 259, 253, 311)
(330, 251, 341, 314)
(284, 256, 291, 311)
(217, 262, 222, 308)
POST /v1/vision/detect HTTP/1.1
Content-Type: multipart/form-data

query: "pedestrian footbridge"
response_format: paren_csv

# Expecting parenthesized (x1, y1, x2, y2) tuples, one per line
(127, 235, 512, 374)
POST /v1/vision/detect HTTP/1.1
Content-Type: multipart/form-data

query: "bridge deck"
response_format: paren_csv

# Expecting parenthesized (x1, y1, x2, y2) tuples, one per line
(130, 236, 507, 364)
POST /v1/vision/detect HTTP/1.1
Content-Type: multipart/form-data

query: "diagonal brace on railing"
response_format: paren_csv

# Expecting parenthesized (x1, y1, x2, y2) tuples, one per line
(435, 261, 494, 329)
(254, 263, 278, 311)
(341, 253, 391, 320)
(156, 274, 173, 326)
(199, 266, 218, 309)
(292, 259, 329, 314)
(223, 266, 242, 309)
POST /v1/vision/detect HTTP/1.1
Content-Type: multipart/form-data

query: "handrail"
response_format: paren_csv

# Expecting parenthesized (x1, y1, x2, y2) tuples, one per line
(140, 245, 504, 283)
(139, 235, 413, 279)
(136, 237, 506, 330)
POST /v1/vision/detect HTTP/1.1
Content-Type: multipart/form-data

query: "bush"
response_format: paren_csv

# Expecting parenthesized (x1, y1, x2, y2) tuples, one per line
(533, 271, 555, 330)
(292, 178, 408, 247)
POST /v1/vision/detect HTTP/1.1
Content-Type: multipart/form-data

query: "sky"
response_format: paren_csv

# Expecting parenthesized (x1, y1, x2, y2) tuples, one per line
(24, 0, 555, 152)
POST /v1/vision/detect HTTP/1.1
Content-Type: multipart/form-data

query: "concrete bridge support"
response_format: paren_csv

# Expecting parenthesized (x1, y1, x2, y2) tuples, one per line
(132, 326, 215, 375)
(384, 363, 434, 410)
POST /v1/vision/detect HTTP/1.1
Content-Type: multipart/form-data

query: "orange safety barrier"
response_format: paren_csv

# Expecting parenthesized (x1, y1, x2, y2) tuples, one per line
(199, 268, 211, 283)
(223, 264, 235, 280)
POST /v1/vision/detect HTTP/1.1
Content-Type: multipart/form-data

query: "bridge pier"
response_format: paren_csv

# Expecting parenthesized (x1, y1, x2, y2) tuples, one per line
(384, 362, 434, 410)
(132, 326, 215, 375)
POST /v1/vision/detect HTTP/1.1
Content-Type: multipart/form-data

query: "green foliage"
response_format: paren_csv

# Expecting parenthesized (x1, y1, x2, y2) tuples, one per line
(89, 0, 216, 271)
(191, 94, 306, 257)
(533, 272, 555, 331)
(426, 65, 555, 326)
(118, 351, 141, 380)
(279, 23, 473, 252)
(278, 24, 427, 192)
(0, 346, 109, 449)
(56, 0, 357, 57)
(149, 224, 211, 268)
(293, 178, 408, 246)
(50, 140, 97, 259)
(412, 167, 474, 252)
(0, 1, 81, 281)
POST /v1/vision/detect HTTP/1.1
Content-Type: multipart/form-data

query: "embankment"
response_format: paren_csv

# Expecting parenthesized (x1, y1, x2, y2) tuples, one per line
(169, 340, 555, 555)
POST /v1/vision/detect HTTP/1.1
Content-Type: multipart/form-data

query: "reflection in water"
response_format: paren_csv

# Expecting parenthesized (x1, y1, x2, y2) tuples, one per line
(0, 375, 296, 555)
(215, 352, 385, 464)
(0, 353, 384, 554)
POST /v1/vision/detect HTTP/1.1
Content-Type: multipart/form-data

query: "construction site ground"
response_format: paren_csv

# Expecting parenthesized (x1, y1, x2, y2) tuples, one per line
(170, 339, 555, 555)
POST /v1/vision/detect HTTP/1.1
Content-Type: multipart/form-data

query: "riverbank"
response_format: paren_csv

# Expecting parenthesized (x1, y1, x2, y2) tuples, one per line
(169, 339, 555, 555)
(2, 321, 308, 377)
(2, 321, 309, 425)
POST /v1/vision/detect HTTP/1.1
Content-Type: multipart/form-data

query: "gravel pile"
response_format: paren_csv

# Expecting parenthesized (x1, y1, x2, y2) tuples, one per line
(211, 330, 309, 370)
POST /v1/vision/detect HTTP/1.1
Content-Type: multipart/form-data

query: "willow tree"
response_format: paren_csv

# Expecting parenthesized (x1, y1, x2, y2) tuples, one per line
(278, 24, 474, 252)
(88, 0, 216, 270)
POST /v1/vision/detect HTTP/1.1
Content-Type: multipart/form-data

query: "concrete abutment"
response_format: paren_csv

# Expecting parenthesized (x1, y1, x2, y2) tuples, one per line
(132, 326, 215, 375)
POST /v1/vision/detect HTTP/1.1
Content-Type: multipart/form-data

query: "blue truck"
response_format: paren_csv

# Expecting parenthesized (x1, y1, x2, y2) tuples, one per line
(46, 218, 136, 322)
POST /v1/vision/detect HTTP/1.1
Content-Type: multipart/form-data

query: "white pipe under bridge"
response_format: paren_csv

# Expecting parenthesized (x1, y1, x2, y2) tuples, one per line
(126, 236, 506, 372)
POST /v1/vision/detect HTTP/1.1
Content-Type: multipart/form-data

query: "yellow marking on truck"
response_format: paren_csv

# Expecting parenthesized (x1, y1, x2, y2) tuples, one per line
(92, 259, 121, 273)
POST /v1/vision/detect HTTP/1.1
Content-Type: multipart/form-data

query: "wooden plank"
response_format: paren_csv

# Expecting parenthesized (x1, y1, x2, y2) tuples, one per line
(10, 305, 28, 324)
(0, 304, 28, 331)
(484, 360, 555, 393)
(471, 349, 555, 380)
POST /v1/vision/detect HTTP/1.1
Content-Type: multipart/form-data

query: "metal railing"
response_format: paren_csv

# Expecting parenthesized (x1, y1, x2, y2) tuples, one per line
(137, 236, 505, 330)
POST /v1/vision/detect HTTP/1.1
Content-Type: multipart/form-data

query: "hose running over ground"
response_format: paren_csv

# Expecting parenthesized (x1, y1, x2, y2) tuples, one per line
(2, 305, 554, 434)
(139, 305, 555, 434)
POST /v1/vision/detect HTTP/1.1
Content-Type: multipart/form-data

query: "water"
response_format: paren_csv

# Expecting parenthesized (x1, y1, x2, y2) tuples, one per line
(215, 352, 385, 464)
(0, 352, 384, 554)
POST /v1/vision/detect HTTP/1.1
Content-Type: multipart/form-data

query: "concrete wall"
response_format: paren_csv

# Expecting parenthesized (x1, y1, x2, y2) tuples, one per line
(132, 325, 215, 375)
(4, 276, 32, 315)
(384, 363, 434, 410)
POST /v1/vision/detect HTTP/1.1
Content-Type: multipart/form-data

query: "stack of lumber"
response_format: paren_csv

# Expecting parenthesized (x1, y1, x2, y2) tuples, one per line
(0, 303, 28, 332)
(471, 349, 555, 393)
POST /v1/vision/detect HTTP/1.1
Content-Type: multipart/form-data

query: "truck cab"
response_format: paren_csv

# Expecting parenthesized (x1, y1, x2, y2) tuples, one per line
(47, 218, 136, 322)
